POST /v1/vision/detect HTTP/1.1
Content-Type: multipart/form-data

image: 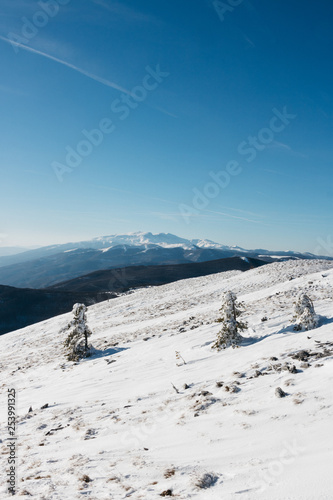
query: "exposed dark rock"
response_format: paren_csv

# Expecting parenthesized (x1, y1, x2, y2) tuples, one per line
(292, 350, 310, 361)
(275, 387, 287, 398)
(81, 475, 92, 483)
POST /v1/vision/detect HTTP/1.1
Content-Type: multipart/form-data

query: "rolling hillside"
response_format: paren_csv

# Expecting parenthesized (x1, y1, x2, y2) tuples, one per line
(0, 257, 263, 335)
(1, 259, 333, 499)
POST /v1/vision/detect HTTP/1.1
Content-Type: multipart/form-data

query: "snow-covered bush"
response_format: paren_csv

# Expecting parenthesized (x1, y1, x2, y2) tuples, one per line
(212, 291, 247, 350)
(292, 293, 318, 331)
(63, 303, 92, 361)
(194, 472, 219, 489)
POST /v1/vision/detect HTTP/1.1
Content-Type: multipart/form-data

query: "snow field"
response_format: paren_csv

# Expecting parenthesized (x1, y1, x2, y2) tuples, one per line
(0, 259, 333, 499)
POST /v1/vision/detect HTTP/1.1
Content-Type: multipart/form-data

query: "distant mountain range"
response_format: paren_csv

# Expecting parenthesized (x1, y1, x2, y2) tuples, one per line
(0, 246, 33, 257)
(0, 232, 330, 289)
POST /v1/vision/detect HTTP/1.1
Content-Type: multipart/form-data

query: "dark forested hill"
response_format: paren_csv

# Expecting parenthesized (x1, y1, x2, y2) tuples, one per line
(0, 256, 265, 336)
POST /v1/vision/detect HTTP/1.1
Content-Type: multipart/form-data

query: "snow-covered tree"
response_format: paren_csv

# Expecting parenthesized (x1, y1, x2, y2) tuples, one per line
(293, 293, 318, 331)
(63, 303, 92, 361)
(212, 291, 247, 350)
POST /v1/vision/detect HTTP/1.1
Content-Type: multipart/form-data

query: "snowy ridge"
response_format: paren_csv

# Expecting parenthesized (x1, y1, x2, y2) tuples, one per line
(1, 259, 333, 499)
(5, 231, 323, 256)
(33, 231, 329, 258)
(93, 232, 197, 250)
(0, 232, 330, 286)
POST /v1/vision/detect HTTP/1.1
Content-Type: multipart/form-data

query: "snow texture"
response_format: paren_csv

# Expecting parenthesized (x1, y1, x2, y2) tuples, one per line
(1, 259, 333, 499)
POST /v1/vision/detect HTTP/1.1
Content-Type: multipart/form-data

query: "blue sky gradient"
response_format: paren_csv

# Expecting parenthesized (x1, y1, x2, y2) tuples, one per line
(0, 0, 332, 253)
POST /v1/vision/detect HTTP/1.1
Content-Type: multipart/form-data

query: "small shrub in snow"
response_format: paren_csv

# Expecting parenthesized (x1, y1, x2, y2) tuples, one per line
(164, 468, 175, 478)
(195, 472, 218, 489)
(80, 474, 92, 483)
(63, 303, 92, 361)
(175, 351, 186, 366)
(292, 293, 318, 331)
(212, 291, 247, 350)
(160, 489, 173, 497)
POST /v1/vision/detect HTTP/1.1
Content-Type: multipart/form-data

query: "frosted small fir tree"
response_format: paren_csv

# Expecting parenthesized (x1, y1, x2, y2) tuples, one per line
(293, 293, 318, 331)
(212, 291, 248, 350)
(63, 303, 92, 361)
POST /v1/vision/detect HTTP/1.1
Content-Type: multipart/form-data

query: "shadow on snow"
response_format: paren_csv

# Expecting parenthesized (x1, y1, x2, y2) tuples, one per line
(87, 346, 128, 360)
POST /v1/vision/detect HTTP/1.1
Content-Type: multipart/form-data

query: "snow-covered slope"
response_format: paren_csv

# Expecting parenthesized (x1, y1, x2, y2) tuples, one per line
(1, 259, 333, 499)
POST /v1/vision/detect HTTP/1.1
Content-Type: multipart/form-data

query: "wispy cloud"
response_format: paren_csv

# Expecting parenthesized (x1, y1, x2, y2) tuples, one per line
(144, 211, 179, 222)
(0, 0, 36, 12)
(0, 84, 26, 96)
(149, 105, 177, 118)
(144, 208, 267, 225)
(215, 205, 264, 218)
(92, 0, 159, 25)
(204, 209, 265, 224)
(0, 35, 131, 94)
(261, 168, 294, 177)
(91, 184, 134, 195)
(48, 208, 130, 224)
(267, 140, 308, 158)
(22, 168, 50, 177)
(92, 185, 184, 208)
(243, 34, 256, 48)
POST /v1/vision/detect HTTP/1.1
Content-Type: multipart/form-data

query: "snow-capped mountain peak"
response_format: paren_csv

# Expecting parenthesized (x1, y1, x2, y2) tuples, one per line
(93, 231, 197, 250)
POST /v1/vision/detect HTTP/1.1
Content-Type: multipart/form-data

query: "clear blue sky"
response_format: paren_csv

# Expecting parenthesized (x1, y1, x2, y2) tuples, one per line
(0, 0, 332, 253)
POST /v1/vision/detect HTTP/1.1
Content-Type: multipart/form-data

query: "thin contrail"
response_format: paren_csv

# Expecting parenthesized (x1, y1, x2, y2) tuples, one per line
(204, 209, 263, 224)
(0, 35, 131, 94)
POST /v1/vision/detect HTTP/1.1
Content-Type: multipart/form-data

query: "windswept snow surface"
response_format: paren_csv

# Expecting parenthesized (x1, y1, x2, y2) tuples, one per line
(1, 260, 333, 499)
